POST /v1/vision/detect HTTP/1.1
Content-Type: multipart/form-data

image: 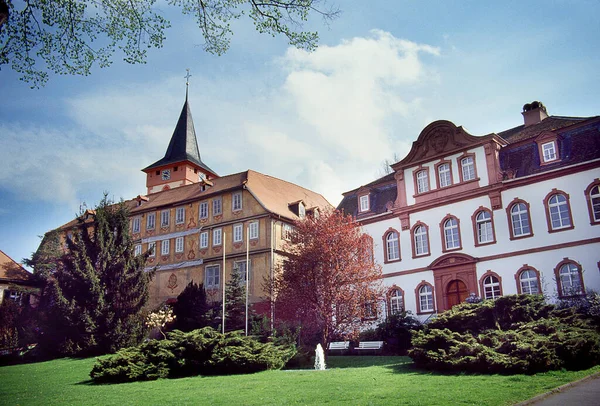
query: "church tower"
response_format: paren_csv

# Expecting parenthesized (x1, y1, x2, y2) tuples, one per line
(142, 77, 218, 194)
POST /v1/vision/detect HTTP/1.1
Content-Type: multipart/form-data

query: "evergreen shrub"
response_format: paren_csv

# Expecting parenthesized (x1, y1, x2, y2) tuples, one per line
(409, 295, 600, 374)
(90, 327, 296, 383)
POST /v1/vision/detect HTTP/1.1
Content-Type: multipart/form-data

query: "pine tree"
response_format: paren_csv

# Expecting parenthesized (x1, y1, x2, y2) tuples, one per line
(172, 281, 211, 332)
(32, 195, 153, 356)
(224, 269, 247, 332)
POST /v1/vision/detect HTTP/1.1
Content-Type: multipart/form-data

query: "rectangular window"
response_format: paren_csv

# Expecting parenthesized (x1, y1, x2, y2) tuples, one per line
(213, 228, 222, 246)
(161, 239, 170, 256)
(283, 224, 293, 240)
(175, 236, 184, 253)
(438, 163, 451, 187)
(233, 224, 243, 243)
(199, 231, 208, 248)
(199, 201, 208, 219)
(232, 192, 242, 211)
(461, 157, 475, 181)
(213, 198, 222, 216)
(148, 241, 156, 257)
(134, 244, 142, 256)
(416, 170, 429, 193)
(175, 207, 185, 224)
(132, 217, 141, 233)
(205, 265, 220, 289)
(234, 260, 250, 284)
(161, 210, 170, 227)
(359, 195, 369, 212)
(542, 142, 557, 162)
(249, 221, 259, 239)
(146, 213, 156, 230)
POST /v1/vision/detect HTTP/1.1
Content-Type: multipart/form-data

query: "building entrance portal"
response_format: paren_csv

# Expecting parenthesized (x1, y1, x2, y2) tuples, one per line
(446, 279, 468, 308)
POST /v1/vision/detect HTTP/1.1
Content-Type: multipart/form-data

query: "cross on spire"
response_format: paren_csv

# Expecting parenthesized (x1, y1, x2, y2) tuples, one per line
(185, 68, 192, 99)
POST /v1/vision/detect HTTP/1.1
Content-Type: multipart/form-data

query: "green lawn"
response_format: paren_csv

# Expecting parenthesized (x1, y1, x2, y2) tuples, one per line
(1, 356, 598, 405)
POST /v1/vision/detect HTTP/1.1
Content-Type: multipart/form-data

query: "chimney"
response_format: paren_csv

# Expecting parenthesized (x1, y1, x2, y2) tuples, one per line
(522, 101, 548, 127)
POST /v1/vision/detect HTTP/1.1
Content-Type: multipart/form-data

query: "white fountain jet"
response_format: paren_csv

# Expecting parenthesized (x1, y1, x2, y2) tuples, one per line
(314, 343, 326, 370)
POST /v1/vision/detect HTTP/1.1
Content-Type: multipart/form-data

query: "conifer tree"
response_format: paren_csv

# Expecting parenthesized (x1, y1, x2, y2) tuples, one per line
(32, 195, 153, 356)
(224, 269, 247, 332)
(172, 281, 211, 332)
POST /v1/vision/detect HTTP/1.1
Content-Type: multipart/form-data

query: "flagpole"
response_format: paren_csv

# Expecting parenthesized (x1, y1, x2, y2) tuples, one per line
(222, 232, 226, 334)
(245, 226, 249, 336)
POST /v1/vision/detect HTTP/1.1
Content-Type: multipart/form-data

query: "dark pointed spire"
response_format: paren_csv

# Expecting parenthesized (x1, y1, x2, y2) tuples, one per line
(143, 78, 217, 176)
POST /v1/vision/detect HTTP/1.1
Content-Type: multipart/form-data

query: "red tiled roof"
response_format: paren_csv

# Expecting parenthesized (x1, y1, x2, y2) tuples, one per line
(0, 250, 32, 282)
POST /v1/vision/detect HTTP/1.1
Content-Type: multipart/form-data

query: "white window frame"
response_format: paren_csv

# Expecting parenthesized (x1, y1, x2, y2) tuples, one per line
(146, 212, 156, 230)
(232, 192, 243, 211)
(548, 194, 571, 229)
(249, 221, 259, 240)
(175, 207, 185, 225)
(134, 244, 142, 256)
(213, 228, 222, 246)
(148, 241, 156, 257)
(386, 232, 400, 261)
(438, 163, 451, 188)
(511, 203, 531, 237)
(213, 198, 222, 216)
(414, 225, 429, 256)
(542, 141, 557, 162)
(416, 170, 429, 193)
(132, 217, 141, 233)
(461, 156, 475, 181)
(175, 236, 184, 253)
(444, 218, 460, 250)
(161, 239, 170, 256)
(205, 264, 220, 289)
(233, 224, 243, 243)
(199, 231, 208, 249)
(298, 203, 306, 219)
(199, 201, 208, 219)
(390, 289, 403, 314)
(559, 263, 582, 296)
(234, 260, 251, 284)
(161, 210, 170, 227)
(476, 211, 494, 244)
(359, 195, 370, 212)
(483, 275, 501, 300)
(520, 270, 539, 295)
(283, 224, 293, 240)
(591, 185, 600, 222)
(419, 285, 434, 312)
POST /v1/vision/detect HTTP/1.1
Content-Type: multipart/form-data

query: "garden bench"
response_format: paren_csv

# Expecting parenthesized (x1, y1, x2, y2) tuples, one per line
(328, 341, 350, 354)
(355, 341, 384, 354)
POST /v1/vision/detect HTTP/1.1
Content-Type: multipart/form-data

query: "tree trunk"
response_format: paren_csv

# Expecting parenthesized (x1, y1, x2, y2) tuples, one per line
(0, 0, 8, 29)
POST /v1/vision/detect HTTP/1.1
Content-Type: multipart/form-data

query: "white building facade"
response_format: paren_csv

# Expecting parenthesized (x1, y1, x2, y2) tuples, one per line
(338, 102, 600, 322)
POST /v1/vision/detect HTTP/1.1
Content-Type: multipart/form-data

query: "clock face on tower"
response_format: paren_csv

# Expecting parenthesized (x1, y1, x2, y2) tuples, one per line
(161, 169, 171, 180)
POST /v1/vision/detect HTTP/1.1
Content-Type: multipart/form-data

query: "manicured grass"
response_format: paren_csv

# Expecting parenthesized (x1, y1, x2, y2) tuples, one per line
(1, 356, 598, 405)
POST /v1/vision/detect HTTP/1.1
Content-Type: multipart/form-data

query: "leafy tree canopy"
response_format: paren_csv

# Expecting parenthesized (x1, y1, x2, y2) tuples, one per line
(272, 208, 383, 350)
(0, 0, 339, 87)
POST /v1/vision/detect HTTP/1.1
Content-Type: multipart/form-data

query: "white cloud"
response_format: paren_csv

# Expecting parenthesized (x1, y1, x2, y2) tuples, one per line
(0, 31, 441, 208)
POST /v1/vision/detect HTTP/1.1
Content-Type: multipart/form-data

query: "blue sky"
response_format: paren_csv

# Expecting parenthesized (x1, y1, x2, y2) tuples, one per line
(1, 0, 599, 268)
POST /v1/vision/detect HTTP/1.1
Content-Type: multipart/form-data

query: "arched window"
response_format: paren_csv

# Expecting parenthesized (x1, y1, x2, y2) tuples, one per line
(507, 199, 532, 239)
(416, 170, 429, 194)
(389, 288, 404, 315)
(383, 229, 400, 262)
(473, 208, 495, 245)
(519, 269, 539, 295)
(418, 284, 434, 313)
(482, 274, 501, 300)
(585, 181, 600, 225)
(436, 162, 452, 188)
(555, 260, 584, 297)
(442, 216, 461, 251)
(412, 223, 429, 257)
(460, 155, 476, 182)
(544, 191, 573, 231)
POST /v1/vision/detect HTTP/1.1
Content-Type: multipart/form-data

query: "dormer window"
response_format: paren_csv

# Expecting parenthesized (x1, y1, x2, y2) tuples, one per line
(359, 195, 370, 212)
(541, 141, 557, 162)
(299, 203, 306, 219)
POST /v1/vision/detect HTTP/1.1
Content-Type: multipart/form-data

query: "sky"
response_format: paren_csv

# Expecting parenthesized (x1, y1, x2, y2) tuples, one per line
(1, 0, 599, 268)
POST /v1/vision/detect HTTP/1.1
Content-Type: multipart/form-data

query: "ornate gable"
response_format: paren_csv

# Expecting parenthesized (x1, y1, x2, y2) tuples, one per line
(392, 120, 491, 170)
